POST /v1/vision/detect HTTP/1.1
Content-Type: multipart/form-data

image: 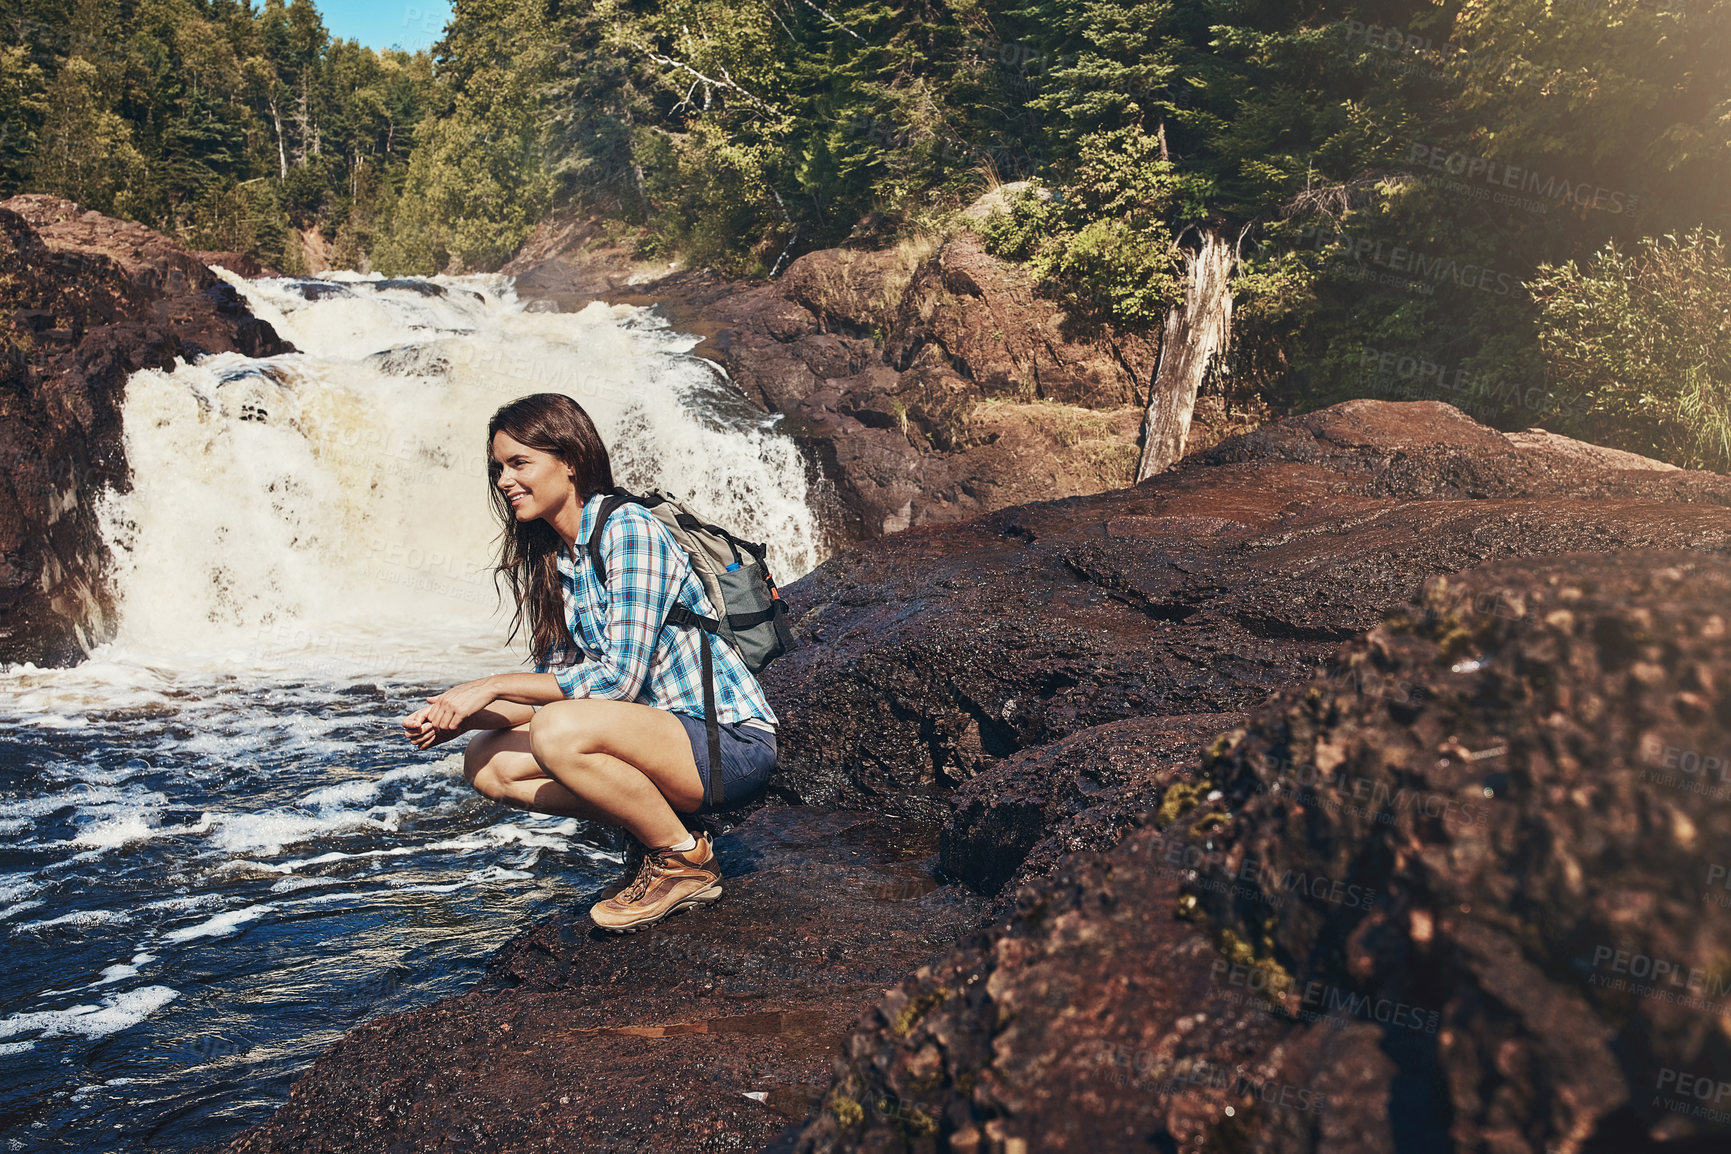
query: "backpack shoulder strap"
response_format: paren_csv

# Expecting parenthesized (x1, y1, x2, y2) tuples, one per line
(585, 489, 643, 588)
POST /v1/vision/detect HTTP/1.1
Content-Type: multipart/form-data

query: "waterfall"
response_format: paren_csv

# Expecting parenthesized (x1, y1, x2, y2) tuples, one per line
(99, 272, 824, 679)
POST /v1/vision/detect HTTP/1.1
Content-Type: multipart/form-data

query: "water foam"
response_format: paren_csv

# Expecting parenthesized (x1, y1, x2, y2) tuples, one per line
(74, 812, 213, 850)
(206, 810, 400, 857)
(161, 905, 276, 944)
(0, 986, 179, 1040)
(298, 764, 445, 811)
(93, 954, 158, 988)
(0, 901, 46, 921)
(16, 909, 133, 932)
(0, 873, 41, 905)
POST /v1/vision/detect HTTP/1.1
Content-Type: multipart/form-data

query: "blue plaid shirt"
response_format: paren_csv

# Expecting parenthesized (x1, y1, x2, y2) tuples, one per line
(537, 494, 778, 727)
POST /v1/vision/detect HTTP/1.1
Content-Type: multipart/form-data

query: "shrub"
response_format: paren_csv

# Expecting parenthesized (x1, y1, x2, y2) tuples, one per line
(1528, 228, 1731, 471)
(979, 128, 1184, 328)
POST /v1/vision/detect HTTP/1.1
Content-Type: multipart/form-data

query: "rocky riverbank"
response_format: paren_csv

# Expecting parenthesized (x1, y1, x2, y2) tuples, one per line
(222, 399, 1731, 1153)
(802, 551, 1731, 1153)
(0, 195, 290, 666)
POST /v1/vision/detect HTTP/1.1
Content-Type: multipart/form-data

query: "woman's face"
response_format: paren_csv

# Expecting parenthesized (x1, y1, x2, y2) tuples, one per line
(491, 431, 578, 524)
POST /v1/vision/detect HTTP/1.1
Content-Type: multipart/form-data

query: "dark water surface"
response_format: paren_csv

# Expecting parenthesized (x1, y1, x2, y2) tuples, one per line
(0, 673, 612, 1153)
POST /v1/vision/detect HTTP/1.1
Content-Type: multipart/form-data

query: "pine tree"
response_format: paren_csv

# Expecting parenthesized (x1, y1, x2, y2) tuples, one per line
(0, 44, 49, 191)
(33, 54, 147, 214)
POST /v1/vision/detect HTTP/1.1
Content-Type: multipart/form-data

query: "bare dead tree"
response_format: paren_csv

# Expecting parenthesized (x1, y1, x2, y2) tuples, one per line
(266, 95, 289, 179)
(1136, 230, 1235, 481)
(633, 44, 771, 113)
(1281, 171, 1388, 225)
(796, 0, 864, 40)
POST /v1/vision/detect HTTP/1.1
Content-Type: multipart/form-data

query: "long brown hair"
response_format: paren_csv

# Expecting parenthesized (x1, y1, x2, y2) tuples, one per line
(487, 394, 616, 667)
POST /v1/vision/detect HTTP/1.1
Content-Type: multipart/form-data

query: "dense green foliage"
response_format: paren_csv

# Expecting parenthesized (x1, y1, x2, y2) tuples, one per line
(1530, 230, 1731, 471)
(369, 0, 552, 272)
(385, 0, 1729, 461)
(1, 0, 434, 271)
(977, 132, 1186, 327)
(5, 0, 1729, 466)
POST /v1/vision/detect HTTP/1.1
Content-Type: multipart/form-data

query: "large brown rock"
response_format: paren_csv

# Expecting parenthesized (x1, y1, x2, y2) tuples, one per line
(0, 196, 290, 665)
(763, 399, 1731, 825)
(791, 549, 1731, 1153)
(498, 214, 669, 309)
(789, 825, 1331, 1154)
(940, 711, 1242, 899)
(1191, 551, 1731, 1153)
(884, 233, 1156, 409)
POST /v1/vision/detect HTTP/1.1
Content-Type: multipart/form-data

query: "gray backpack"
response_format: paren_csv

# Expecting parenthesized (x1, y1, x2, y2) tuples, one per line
(585, 488, 795, 808)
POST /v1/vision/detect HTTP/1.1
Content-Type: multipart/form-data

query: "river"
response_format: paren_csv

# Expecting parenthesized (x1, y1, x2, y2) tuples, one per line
(0, 274, 825, 1152)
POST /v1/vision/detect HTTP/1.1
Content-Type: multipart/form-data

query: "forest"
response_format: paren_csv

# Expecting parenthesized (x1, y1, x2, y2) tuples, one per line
(4, 0, 1729, 468)
(0, 0, 432, 270)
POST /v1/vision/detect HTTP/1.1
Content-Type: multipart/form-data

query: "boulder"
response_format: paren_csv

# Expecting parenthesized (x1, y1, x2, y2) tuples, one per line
(510, 228, 1255, 540)
(762, 400, 1731, 825)
(792, 549, 1731, 1153)
(884, 233, 1156, 409)
(790, 826, 1316, 1153)
(1192, 550, 1731, 1152)
(940, 711, 1242, 898)
(190, 250, 277, 279)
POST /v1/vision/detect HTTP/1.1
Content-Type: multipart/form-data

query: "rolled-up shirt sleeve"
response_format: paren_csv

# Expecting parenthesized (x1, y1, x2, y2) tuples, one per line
(553, 509, 680, 702)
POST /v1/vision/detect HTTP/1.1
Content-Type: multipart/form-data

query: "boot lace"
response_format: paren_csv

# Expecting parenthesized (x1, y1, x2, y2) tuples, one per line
(620, 847, 674, 904)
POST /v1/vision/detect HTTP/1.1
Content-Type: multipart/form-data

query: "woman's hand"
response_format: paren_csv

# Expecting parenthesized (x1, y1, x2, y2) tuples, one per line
(401, 707, 462, 750)
(420, 678, 500, 734)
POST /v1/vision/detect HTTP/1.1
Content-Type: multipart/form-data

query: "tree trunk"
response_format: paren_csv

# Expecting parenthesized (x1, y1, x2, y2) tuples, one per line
(294, 76, 310, 167)
(1135, 229, 1235, 482)
(267, 97, 289, 179)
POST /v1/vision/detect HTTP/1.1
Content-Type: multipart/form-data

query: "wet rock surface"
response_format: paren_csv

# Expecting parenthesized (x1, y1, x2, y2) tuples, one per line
(1192, 551, 1731, 1153)
(223, 807, 985, 1154)
(940, 711, 1242, 900)
(762, 399, 1731, 825)
(0, 195, 290, 665)
(225, 400, 1731, 1152)
(790, 828, 1316, 1154)
(795, 550, 1731, 1154)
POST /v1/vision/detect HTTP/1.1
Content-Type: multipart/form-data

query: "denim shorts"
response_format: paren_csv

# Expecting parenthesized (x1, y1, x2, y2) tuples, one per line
(674, 713, 778, 813)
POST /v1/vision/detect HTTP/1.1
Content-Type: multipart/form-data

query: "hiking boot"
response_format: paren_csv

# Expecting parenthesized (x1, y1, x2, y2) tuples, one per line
(596, 838, 647, 901)
(590, 834, 722, 932)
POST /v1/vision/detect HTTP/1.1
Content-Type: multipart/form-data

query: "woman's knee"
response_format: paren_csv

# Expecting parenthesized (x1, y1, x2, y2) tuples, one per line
(469, 765, 509, 801)
(528, 700, 593, 763)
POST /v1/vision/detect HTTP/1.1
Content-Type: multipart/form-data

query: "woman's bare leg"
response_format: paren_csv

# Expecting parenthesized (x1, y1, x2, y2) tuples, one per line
(527, 699, 703, 849)
(461, 700, 704, 849)
(463, 725, 609, 821)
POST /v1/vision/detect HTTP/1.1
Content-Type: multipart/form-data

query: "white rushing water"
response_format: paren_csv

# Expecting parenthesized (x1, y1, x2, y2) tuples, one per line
(0, 273, 826, 1153)
(100, 271, 822, 682)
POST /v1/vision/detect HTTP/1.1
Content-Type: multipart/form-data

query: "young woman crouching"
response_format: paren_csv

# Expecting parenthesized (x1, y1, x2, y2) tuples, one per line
(400, 393, 778, 932)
